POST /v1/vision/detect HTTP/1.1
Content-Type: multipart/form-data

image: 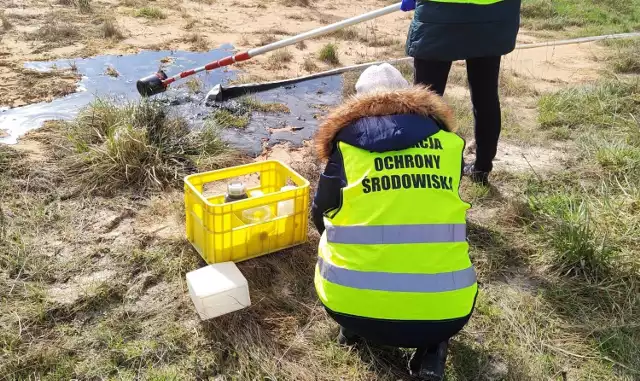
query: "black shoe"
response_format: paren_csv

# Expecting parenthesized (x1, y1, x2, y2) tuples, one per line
(409, 341, 449, 381)
(463, 163, 489, 186)
(337, 326, 359, 346)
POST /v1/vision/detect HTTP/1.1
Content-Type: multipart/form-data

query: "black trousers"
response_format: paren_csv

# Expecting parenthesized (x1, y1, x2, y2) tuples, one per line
(414, 56, 502, 173)
(326, 307, 472, 350)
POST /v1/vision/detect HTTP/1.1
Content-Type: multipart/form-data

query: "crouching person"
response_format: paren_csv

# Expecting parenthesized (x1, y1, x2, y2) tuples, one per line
(311, 63, 477, 381)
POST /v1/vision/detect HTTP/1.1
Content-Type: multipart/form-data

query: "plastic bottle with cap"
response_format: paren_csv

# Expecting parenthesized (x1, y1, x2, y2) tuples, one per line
(225, 181, 248, 203)
(277, 185, 296, 216)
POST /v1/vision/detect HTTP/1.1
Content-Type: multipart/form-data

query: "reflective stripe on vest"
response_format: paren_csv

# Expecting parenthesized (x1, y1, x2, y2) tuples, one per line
(326, 223, 466, 244)
(318, 257, 476, 293)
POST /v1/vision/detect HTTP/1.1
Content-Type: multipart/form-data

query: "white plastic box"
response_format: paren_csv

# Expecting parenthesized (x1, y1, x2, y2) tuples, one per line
(186, 262, 251, 320)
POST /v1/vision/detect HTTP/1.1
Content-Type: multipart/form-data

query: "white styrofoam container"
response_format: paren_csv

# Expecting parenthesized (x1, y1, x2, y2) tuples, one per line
(186, 262, 251, 320)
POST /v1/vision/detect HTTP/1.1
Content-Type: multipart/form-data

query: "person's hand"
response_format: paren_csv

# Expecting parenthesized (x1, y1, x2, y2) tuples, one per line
(400, 0, 415, 12)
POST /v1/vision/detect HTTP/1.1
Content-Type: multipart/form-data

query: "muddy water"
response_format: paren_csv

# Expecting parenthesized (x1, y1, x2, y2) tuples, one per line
(0, 48, 343, 154)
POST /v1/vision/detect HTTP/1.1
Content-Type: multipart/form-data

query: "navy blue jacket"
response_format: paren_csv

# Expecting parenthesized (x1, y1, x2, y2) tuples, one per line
(312, 114, 462, 234)
(406, 0, 521, 61)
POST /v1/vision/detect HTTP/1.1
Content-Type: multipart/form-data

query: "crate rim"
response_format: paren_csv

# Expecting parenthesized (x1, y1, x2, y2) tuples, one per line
(183, 160, 310, 208)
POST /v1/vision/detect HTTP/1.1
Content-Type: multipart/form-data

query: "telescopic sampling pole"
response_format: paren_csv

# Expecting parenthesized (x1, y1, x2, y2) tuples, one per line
(136, 2, 402, 96)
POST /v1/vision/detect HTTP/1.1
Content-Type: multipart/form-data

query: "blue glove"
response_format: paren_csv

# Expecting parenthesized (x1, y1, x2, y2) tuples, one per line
(400, 0, 415, 11)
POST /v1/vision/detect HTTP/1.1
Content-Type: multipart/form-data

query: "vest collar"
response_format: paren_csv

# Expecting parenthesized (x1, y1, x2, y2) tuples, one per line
(315, 86, 456, 161)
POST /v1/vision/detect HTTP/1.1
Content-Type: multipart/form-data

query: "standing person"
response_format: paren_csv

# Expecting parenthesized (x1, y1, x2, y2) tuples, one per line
(312, 63, 477, 381)
(402, 0, 522, 185)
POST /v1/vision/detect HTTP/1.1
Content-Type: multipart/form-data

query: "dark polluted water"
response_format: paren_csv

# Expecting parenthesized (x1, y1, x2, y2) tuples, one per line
(0, 47, 343, 155)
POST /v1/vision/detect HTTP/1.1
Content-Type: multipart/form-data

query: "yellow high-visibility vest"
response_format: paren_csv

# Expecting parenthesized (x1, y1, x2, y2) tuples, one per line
(315, 130, 476, 321)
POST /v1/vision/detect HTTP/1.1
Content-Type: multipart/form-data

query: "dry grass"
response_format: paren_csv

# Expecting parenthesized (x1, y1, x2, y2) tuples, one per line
(281, 0, 310, 7)
(54, 99, 236, 194)
(185, 78, 202, 94)
(184, 33, 209, 51)
(258, 34, 278, 46)
(58, 0, 92, 13)
(330, 27, 398, 48)
(28, 20, 80, 43)
(265, 50, 294, 70)
(135, 6, 166, 19)
(119, 0, 141, 6)
(603, 38, 640, 74)
(318, 43, 339, 65)
(2, 3, 639, 378)
(1, 11, 13, 30)
(265, 27, 291, 36)
(302, 57, 319, 72)
(296, 40, 307, 50)
(239, 97, 291, 113)
(101, 18, 124, 40)
(330, 28, 359, 41)
(500, 70, 539, 97)
(286, 13, 305, 20)
(104, 66, 119, 77)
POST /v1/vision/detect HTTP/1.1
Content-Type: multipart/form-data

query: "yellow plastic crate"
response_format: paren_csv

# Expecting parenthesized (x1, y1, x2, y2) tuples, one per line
(184, 160, 310, 264)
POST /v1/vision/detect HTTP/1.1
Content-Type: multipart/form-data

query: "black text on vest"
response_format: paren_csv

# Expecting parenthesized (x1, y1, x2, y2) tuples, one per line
(362, 174, 454, 193)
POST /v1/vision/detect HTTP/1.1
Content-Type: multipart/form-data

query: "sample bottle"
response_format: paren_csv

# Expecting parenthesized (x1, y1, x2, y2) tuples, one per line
(224, 182, 248, 203)
(277, 185, 296, 216)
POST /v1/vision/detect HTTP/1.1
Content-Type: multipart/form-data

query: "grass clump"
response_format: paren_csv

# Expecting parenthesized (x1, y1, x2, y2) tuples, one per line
(525, 183, 619, 280)
(185, 78, 202, 94)
(135, 6, 166, 19)
(330, 28, 359, 40)
(184, 33, 208, 51)
(208, 109, 250, 129)
(318, 43, 339, 65)
(258, 34, 278, 46)
(521, 0, 640, 36)
(58, 0, 92, 13)
(58, 99, 233, 193)
(538, 79, 640, 130)
(104, 65, 119, 77)
(101, 18, 124, 40)
(302, 57, 318, 72)
(604, 38, 640, 74)
(266, 50, 294, 70)
(239, 97, 290, 113)
(526, 78, 640, 282)
(29, 20, 79, 43)
(281, 0, 310, 7)
(1, 11, 13, 30)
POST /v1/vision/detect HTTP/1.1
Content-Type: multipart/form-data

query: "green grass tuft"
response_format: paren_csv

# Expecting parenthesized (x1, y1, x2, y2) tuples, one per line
(239, 97, 290, 113)
(318, 43, 339, 65)
(58, 99, 234, 193)
(538, 79, 640, 130)
(184, 78, 202, 94)
(521, 0, 640, 36)
(208, 109, 250, 129)
(604, 38, 640, 74)
(135, 6, 166, 19)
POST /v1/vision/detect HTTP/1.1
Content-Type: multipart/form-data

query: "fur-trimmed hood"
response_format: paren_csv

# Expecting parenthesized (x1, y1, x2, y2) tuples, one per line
(315, 86, 456, 161)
